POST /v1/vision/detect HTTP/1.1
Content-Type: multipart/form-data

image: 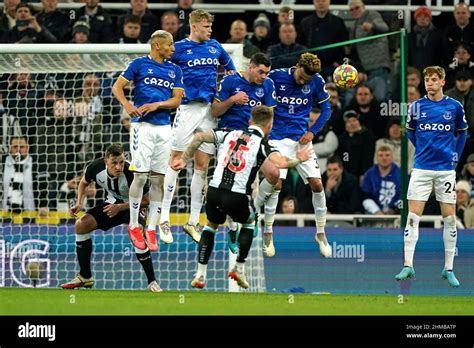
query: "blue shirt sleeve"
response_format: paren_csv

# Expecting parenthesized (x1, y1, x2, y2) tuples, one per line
(406, 101, 418, 131)
(455, 100, 469, 131)
(309, 98, 331, 135)
(121, 58, 139, 82)
(218, 43, 236, 71)
(174, 65, 184, 90)
(215, 75, 233, 102)
(264, 79, 277, 107)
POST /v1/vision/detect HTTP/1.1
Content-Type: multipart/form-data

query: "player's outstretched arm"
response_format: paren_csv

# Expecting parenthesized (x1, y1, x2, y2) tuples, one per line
(171, 130, 216, 170)
(69, 176, 90, 218)
(112, 76, 141, 118)
(268, 144, 313, 169)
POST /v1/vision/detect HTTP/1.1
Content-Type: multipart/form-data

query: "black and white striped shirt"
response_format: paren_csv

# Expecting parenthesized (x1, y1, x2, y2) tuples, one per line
(210, 125, 278, 195)
(84, 159, 148, 204)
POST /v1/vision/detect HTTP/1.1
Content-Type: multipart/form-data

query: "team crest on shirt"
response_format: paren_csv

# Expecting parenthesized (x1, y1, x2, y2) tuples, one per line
(443, 111, 452, 120)
(209, 46, 217, 54)
(168, 70, 176, 78)
(301, 84, 311, 94)
(256, 88, 264, 97)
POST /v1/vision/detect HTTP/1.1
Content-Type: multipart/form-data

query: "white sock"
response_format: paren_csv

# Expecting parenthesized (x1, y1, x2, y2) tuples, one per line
(264, 190, 280, 233)
(147, 175, 163, 231)
(228, 217, 238, 231)
(129, 173, 148, 228)
(443, 215, 457, 270)
(196, 263, 208, 279)
(189, 169, 206, 226)
(236, 261, 245, 273)
(160, 166, 179, 224)
(75, 233, 91, 242)
(255, 179, 275, 210)
(312, 190, 327, 233)
(404, 212, 420, 267)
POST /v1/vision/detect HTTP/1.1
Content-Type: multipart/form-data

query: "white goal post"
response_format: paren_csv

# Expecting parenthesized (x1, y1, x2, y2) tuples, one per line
(0, 43, 266, 293)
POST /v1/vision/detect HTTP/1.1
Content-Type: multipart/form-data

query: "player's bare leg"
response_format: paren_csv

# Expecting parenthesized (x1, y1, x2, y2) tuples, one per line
(61, 215, 97, 289)
(145, 172, 163, 250)
(440, 202, 460, 287)
(191, 220, 219, 288)
(396, 200, 424, 281)
(128, 171, 148, 249)
(255, 160, 280, 257)
(308, 177, 331, 258)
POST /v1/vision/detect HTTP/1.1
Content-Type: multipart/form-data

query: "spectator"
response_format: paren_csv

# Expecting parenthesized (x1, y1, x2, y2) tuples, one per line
(2, 136, 48, 214)
(267, 23, 306, 69)
(70, 18, 90, 44)
(161, 11, 180, 40)
(458, 153, 474, 198)
(6, 3, 57, 43)
(268, 6, 293, 45)
(56, 174, 97, 213)
(374, 119, 415, 173)
(348, 0, 391, 102)
(71, 74, 103, 173)
(278, 168, 313, 213)
(311, 107, 338, 174)
(407, 66, 425, 96)
(249, 13, 271, 52)
(109, 107, 131, 158)
(408, 6, 443, 72)
(176, 0, 193, 40)
(117, 14, 142, 44)
(0, 0, 20, 41)
(226, 20, 260, 60)
(336, 110, 375, 181)
(275, 195, 299, 226)
(298, 0, 348, 80)
(445, 43, 474, 90)
(117, 0, 158, 43)
(72, 0, 114, 43)
(407, 85, 421, 103)
(361, 146, 401, 215)
(338, 84, 386, 140)
(36, 0, 69, 43)
(455, 180, 474, 228)
(322, 155, 361, 214)
(326, 82, 344, 135)
(445, 70, 474, 132)
(443, 3, 474, 64)
(0, 96, 22, 155)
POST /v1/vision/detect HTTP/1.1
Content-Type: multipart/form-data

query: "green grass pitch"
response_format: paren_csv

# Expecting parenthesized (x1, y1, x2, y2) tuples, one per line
(1, 288, 473, 315)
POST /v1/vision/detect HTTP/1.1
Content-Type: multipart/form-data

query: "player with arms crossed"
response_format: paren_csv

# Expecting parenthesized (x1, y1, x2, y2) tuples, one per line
(396, 66, 468, 287)
(212, 52, 276, 252)
(112, 30, 184, 249)
(159, 9, 236, 243)
(172, 106, 313, 289)
(254, 53, 332, 257)
(61, 144, 162, 292)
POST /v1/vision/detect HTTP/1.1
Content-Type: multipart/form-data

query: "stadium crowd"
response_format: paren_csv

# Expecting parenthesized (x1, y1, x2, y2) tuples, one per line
(0, 0, 474, 227)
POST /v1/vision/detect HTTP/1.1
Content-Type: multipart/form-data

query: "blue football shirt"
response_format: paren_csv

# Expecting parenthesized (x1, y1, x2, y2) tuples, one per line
(269, 68, 330, 141)
(215, 72, 276, 130)
(120, 55, 184, 125)
(407, 95, 468, 171)
(171, 38, 236, 104)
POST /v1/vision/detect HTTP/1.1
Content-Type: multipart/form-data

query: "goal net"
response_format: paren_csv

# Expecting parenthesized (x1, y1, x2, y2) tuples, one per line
(0, 44, 266, 292)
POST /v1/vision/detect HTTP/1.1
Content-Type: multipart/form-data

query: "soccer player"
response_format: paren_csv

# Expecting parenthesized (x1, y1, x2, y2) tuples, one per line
(212, 52, 276, 252)
(171, 106, 313, 289)
(112, 30, 184, 249)
(396, 66, 468, 287)
(254, 53, 333, 258)
(159, 9, 236, 243)
(61, 144, 162, 292)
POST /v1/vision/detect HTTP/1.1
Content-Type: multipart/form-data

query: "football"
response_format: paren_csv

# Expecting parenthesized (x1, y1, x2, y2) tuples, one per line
(333, 64, 359, 88)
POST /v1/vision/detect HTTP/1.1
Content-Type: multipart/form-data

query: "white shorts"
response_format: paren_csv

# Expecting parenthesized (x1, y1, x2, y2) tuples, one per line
(269, 138, 321, 184)
(407, 169, 456, 204)
(171, 102, 216, 155)
(129, 122, 171, 174)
